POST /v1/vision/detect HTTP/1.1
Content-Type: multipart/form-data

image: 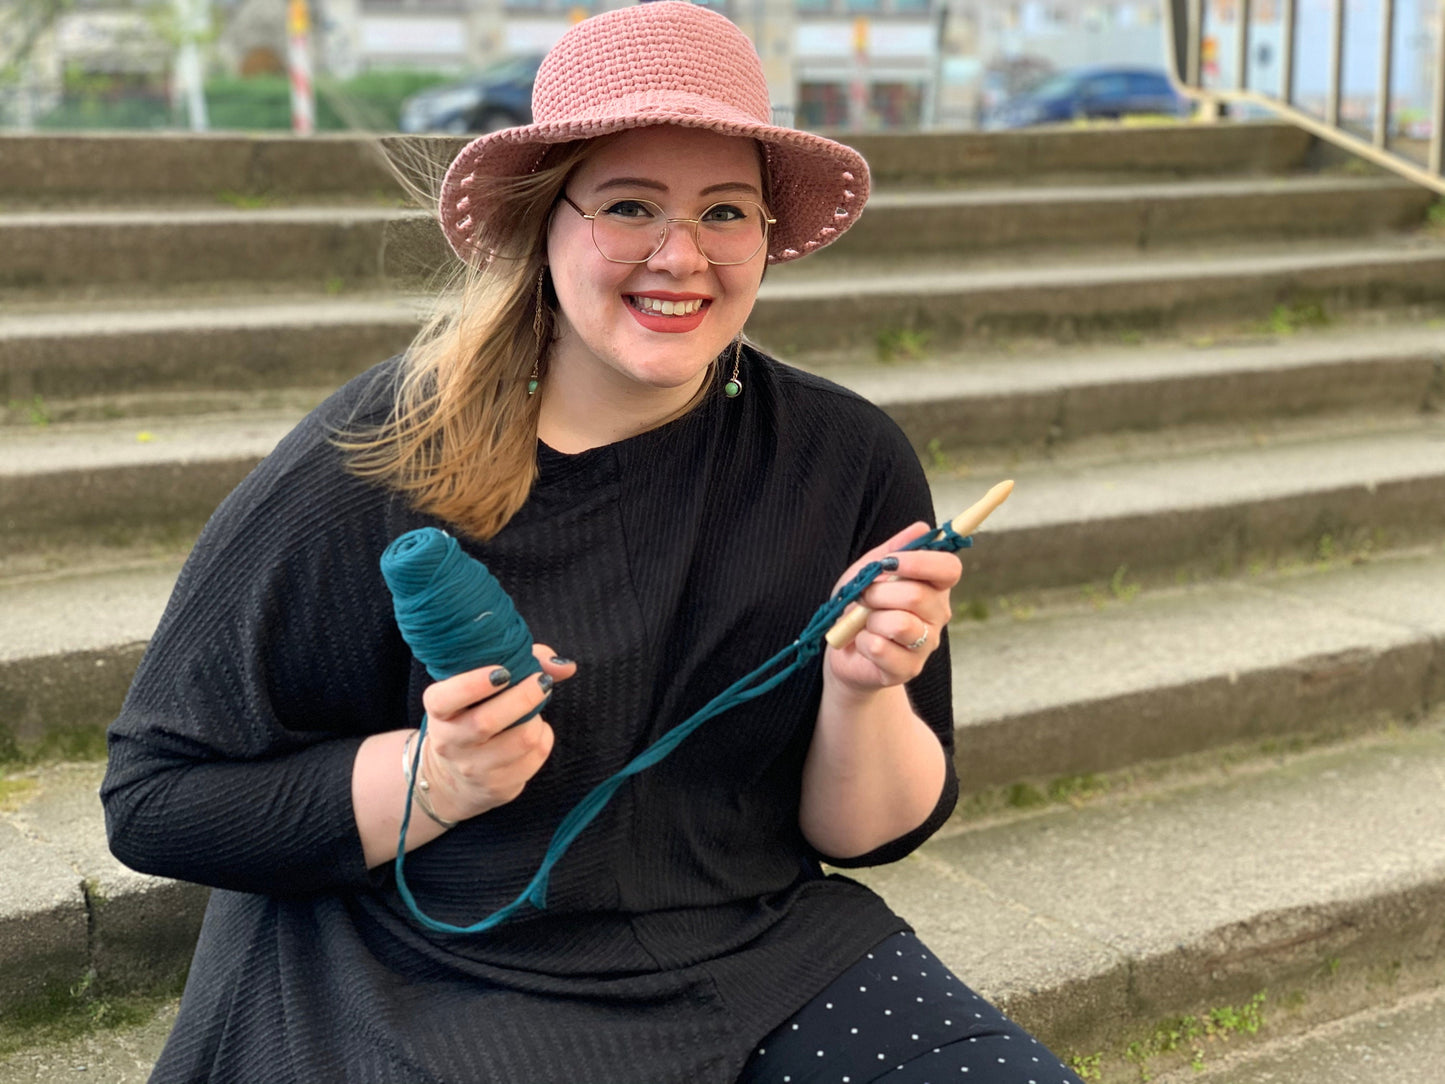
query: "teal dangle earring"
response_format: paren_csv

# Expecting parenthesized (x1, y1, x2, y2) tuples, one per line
(529, 266, 546, 397)
(724, 338, 743, 399)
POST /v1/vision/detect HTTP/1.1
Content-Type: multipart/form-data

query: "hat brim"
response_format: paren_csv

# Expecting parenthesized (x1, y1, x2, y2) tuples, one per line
(438, 99, 869, 266)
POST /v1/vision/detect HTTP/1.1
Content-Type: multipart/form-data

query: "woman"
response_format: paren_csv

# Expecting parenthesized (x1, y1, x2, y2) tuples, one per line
(102, 4, 1085, 1082)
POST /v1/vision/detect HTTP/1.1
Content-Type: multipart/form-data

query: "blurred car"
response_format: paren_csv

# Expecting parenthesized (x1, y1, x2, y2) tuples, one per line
(985, 65, 1191, 130)
(399, 55, 543, 134)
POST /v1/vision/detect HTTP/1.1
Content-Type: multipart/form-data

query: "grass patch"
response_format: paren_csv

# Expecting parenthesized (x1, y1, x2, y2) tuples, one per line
(0, 974, 175, 1059)
(0, 775, 39, 812)
(3, 395, 52, 426)
(1262, 300, 1330, 335)
(876, 326, 931, 363)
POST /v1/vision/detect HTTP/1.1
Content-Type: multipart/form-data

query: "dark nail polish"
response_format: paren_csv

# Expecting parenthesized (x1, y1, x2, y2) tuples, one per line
(880, 556, 900, 571)
(549, 656, 573, 667)
(537, 673, 554, 692)
(488, 667, 511, 686)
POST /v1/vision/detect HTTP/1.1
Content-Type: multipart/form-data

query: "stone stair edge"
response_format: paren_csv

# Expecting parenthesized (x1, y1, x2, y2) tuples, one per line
(0, 122, 1314, 199)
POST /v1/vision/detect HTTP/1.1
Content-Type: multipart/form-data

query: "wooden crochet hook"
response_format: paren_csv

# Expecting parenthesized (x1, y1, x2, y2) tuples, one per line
(824, 479, 1015, 650)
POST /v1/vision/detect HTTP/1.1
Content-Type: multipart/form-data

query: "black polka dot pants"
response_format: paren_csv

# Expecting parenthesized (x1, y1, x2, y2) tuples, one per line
(737, 932, 1085, 1084)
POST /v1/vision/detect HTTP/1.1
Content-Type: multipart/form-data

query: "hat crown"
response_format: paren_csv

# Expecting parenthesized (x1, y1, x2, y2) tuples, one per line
(533, 2, 771, 125)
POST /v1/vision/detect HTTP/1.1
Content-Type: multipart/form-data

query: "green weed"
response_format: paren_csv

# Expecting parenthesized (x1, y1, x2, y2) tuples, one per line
(1110, 564, 1140, 602)
(324, 276, 346, 296)
(876, 327, 930, 363)
(1066, 1052, 1103, 1081)
(957, 597, 990, 622)
(925, 437, 954, 472)
(1264, 301, 1329, 335)
(214, 190, 275, 210)
(0, 776, 38, 812)
(5, 395, 51, 426)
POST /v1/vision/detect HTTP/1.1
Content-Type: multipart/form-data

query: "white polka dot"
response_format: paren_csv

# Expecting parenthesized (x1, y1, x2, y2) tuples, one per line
(922, 971, 928, 977)
(912, 1033, 919, 1040)
(917, 996, 925, 1002)
(826, 1003, 833, 1010)
(999, 1058, 1007, 1064)
(945, 1020, 952, 1026)
(891, 975, 899, 981)
(817, 1050, 824, 1057)
(878, 1053, 887, 1060)
(792, 1024, 800, 1030)
(884, 1010, 893, 1016)
(850, 1028, 858, 1034)
(1003, 1035, 1011, 1041)
(896, 950, 903, 956)
(757, 1047, 765, 1054)
(859, 986, 867, 993)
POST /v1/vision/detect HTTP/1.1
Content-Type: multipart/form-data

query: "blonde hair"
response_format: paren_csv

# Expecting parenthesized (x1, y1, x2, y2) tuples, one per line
(338, 138, 597, 541)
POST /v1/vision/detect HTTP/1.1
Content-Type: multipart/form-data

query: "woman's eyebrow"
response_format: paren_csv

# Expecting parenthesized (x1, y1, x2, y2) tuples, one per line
(590, 177, 762, 197)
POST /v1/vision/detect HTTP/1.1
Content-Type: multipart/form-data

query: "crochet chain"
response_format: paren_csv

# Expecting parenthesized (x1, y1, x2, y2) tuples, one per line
(381, 521, 975, 936)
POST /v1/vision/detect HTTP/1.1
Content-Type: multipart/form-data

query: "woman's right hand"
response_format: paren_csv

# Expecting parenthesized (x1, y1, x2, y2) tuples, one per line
(417, 645, 578, 824)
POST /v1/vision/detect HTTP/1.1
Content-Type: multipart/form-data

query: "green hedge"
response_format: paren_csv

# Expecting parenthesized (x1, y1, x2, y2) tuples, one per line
(38, 70, 454, 132)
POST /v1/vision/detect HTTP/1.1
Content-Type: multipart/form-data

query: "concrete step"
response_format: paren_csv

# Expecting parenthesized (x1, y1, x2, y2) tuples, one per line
(1160, 985, 1445, 1084)
(2, 718, 1442, 1079)
(749, 240, 1445, 354)
(0, 294, 421, 406)
(0, 412, 296, 556)
(844, 121, 1319, 186)
(819, 176, 1435, 263)
(0, 560, 183, 760)
(822, 322, 1445, 455)
(4, 176, 1429, 297)
(0, 124, 1315, 205)
(949, 545, 1445, 789)
(936, 416, 1445, 597)
(0, 207, 439, 295)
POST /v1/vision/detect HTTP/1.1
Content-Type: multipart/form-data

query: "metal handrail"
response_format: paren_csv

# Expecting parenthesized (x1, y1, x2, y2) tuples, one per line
(1165, 0, 1445, 196)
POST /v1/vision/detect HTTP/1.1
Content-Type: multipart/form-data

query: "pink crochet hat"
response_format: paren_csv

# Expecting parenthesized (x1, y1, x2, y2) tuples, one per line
(438, 1, 869, 265)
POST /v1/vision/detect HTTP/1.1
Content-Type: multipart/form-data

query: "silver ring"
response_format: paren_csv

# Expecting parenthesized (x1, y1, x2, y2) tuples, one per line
(906, 630, 928, 651)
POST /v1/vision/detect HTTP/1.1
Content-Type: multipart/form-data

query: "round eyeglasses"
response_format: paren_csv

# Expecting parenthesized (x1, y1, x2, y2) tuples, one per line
(561, 194, 776, 267)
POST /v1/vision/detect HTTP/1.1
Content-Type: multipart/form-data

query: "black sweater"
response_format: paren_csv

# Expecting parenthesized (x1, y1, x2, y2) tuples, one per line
(102, 348, 957, 1084)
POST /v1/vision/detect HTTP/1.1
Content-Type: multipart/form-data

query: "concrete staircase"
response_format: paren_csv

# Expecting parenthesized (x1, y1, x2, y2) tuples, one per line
(2, 122, 1444, 1081)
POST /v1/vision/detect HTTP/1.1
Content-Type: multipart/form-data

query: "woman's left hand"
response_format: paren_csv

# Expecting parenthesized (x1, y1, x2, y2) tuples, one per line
(824, 522, 961, 694)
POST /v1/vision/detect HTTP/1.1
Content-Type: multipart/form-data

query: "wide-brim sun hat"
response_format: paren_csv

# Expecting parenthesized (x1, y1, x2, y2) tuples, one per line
(438, 0, 870, 266)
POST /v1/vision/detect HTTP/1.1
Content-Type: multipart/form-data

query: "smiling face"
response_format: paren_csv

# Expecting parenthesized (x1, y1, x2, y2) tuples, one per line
(543, 126, 769, 408)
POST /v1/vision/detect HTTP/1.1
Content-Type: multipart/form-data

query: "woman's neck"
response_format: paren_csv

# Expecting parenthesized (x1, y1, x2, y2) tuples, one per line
(535, 351, 711, 455)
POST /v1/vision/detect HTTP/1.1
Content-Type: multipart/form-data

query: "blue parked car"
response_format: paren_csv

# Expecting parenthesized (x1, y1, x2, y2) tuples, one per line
(399, 54, 543, 134)
(985, 65, 1191, 130)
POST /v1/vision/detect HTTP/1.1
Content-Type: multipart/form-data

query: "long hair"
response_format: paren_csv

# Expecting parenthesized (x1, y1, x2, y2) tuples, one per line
(337, 138, 597, 541)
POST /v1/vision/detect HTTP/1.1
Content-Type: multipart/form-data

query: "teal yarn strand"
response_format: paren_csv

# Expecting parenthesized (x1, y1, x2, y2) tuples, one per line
(380, 524, 973, 936)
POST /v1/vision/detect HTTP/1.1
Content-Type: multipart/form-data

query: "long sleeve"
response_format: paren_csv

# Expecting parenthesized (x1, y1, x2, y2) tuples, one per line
(102, 371, 417, 896)
(815, 395, 958, 869)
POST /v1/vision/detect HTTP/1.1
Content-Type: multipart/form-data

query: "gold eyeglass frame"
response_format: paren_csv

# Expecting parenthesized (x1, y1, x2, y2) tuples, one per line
(560, 193, 776, 267)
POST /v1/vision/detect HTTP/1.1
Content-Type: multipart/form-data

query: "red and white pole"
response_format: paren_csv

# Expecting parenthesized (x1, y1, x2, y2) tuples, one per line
(288, 0, 315, 135)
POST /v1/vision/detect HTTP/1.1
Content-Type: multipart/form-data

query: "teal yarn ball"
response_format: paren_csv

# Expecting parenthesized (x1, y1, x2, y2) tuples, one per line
(380, 528, 543, 685)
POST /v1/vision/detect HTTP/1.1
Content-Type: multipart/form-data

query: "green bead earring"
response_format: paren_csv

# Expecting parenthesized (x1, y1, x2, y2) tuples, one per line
(724, 338, 743, 399)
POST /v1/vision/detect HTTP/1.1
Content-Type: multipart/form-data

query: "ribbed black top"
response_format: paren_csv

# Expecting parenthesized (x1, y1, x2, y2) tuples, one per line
(102, 347, 957, 1084)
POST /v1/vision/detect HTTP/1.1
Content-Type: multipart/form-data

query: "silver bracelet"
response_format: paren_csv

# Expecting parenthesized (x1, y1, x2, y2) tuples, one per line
(401, 729, 459, 830)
